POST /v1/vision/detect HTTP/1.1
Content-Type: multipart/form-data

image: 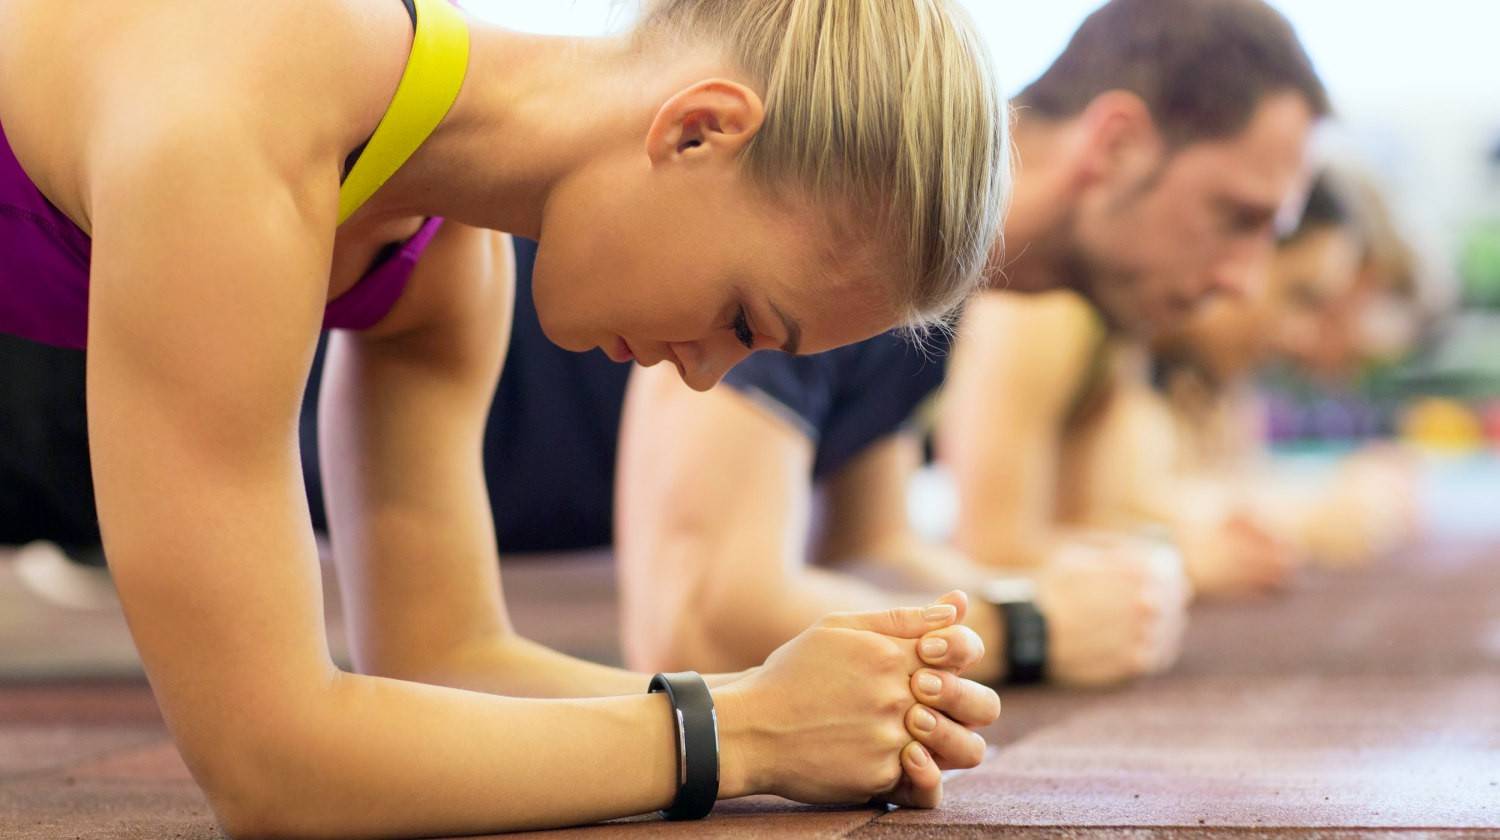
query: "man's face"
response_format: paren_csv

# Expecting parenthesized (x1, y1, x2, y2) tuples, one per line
(1065, 93, 1316, 335)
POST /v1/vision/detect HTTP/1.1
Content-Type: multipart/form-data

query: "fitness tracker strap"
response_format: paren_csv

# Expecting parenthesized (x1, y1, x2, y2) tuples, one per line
(997, 600, 1048, 685)
(648, 671, 719, 820)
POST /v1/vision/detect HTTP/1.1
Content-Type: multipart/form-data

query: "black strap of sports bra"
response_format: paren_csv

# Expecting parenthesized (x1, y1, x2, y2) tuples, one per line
(341, 0, 420, 181)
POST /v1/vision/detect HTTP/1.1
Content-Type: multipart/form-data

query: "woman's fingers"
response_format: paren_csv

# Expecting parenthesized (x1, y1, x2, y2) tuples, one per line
(906, 703, 988, 770)
(917, 623, 985, 672)
(879, 741, 943, 809)
(911, 669, 1001, 729)
(932, 589, 969, 625)
(819, 593, 965, 639)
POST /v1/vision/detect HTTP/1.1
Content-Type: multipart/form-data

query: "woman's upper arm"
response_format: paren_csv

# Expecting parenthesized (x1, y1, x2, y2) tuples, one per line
(85, 129, 337, 779)
(316, 226, 517, 680)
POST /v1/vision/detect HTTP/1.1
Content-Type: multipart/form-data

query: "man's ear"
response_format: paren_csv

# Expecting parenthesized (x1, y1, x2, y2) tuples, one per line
(1073, 90, 1165, 188)
(645, 79, 766, 167)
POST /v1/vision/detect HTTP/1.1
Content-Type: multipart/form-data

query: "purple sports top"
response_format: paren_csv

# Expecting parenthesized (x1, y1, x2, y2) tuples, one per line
(0, 117, 442, 349)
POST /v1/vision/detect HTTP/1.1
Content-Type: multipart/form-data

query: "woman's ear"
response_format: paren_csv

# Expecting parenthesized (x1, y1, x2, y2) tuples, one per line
(645, 79, 766, 167)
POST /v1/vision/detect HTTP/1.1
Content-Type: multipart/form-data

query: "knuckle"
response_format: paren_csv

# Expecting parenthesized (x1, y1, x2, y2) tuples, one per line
(879, 640, 909, 671)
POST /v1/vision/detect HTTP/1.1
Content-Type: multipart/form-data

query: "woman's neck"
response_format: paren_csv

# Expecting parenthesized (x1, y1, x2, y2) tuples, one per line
(376, 24, 666, 238)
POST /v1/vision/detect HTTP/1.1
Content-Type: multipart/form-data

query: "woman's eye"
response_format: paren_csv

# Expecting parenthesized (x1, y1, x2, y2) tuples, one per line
(732, 308, 755, 350)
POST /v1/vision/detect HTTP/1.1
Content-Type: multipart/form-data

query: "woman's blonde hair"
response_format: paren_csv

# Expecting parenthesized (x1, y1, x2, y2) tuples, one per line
(634, 0, 1010, 328)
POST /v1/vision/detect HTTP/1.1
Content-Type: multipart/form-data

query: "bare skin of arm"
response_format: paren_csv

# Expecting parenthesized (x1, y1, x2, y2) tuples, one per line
(935, 293, 1194, 682)
(816, 434, 993, 591)
(86, 143, 979, 834)
(821, 422, 1191, 687)
(46, 17, 968, 840)
(86, 127, 722, 837)
(10, 1, 990, 830)
(1064, 360, 1298, 597)
(318, 222, 669, 698)
(617, 363, 1006, 731)
(939, 290, 1105, 570)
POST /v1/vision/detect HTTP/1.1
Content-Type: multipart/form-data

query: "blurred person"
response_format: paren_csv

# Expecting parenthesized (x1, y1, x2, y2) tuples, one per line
(938, 0, 1328, 597)
(1150, 168, 1425, 569)
(955, 170, 1422, 604)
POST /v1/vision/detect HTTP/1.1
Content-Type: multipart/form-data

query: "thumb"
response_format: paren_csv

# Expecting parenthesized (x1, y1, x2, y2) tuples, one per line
(820, 594, 963, 638)
(934, 589, 969, 625)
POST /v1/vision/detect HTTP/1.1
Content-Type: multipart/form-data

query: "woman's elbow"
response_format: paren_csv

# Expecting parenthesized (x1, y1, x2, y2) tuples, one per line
(180, 694, 335, 839)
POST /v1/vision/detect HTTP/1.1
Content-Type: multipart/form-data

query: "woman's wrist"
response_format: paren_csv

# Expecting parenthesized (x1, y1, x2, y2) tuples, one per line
(703, 668, 757, 689)
(708, 682, 766, 799)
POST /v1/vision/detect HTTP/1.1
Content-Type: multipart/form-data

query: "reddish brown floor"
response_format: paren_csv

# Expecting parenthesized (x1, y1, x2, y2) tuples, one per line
(3, 538, 1498, 839)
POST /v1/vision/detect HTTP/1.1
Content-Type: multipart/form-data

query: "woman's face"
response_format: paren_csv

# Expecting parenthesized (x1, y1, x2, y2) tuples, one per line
(1264, 226, 1366, 372)
(527, 86, 903, 392)
(1177, 225, 1364, 381)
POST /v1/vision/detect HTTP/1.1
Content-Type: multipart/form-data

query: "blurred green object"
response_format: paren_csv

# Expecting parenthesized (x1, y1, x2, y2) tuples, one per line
(1460, 220, 1500, 307)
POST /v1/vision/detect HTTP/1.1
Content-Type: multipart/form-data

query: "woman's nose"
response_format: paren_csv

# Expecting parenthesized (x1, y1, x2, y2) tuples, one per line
(671, 337, 755, 392)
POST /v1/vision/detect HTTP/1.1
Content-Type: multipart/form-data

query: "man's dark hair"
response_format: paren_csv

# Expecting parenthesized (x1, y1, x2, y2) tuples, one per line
(1282, 171, 1350, 245)
(1015, 0, 1331, 145)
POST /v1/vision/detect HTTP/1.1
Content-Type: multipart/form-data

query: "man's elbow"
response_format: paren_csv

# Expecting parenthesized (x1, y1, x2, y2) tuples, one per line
(623, 570, 767, 674)
(624, 595, 744, 673)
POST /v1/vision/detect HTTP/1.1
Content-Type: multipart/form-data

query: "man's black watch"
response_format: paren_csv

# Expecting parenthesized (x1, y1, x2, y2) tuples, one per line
(648, 671, 720, 820)
(982, 578, 1049, 685)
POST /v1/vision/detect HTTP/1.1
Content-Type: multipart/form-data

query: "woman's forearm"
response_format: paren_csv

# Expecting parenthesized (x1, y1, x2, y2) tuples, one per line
(217, 668, 755, 838)
(389, 632, 750, 698)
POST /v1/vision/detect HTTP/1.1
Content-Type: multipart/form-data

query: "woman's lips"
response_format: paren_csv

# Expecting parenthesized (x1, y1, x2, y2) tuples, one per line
(605, 336, 635, 363)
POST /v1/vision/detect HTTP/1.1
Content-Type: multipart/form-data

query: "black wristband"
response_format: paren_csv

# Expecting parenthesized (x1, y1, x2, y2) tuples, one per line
(996, 600, 1048, 685)
(648, 671, 719, 821)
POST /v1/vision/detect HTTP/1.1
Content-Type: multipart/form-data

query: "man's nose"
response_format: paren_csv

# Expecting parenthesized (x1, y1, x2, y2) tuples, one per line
(1209, 239, 1275, 298)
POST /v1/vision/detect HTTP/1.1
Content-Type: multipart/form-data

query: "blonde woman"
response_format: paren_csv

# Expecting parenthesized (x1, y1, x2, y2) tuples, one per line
(0, 0, 1008, 835)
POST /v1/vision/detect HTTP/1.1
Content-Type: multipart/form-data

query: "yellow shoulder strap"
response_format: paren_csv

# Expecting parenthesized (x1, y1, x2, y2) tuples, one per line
(337, 0, 470, 225)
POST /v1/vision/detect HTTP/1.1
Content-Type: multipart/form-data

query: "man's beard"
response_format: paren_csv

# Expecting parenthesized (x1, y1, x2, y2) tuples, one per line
(1055, 234, 1149, 337)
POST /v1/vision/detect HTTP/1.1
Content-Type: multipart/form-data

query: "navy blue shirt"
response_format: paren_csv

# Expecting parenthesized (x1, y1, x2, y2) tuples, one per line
(720, 330, 950, 480)
(303, 238, 950, 552)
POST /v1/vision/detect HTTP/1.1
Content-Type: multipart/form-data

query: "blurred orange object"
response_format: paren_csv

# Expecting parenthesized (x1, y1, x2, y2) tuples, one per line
(1400, 398, 1483, 451)
(1484, 400, 1500, 447)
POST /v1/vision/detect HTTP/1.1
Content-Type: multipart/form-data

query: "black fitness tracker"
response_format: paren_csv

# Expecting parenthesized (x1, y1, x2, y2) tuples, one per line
(982, 577, 1049, 686)
(648, 671, 719, 821)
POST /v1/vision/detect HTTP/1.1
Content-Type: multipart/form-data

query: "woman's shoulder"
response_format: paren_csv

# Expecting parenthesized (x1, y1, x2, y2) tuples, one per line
(0, 0, 412, 215)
